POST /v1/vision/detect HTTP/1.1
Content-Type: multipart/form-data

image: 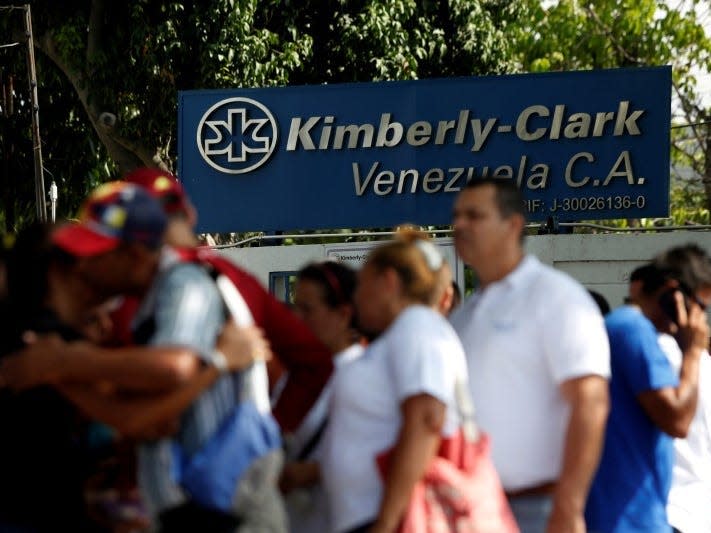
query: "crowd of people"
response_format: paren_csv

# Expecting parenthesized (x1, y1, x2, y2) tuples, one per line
(0, 169, 709, 533)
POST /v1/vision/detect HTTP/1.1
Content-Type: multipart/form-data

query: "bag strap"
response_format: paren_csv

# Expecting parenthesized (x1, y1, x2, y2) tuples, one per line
(296, 417, 329, 461)
(215, 274, 271, 414)
(184, 251, 271, 415)
(454, 378, 479, 442)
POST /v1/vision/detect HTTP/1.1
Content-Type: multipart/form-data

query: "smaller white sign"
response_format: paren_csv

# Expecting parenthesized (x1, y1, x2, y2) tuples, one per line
(325, 238, 463, 287)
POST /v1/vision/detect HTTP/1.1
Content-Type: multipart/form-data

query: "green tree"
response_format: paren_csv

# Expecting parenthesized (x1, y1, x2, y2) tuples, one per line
(0, 5, 113, 233)
(0, 0, 312, 229)
(264, 0, 520, 83)
(511, 0, 711, 221)
(1, 0, 522, 232)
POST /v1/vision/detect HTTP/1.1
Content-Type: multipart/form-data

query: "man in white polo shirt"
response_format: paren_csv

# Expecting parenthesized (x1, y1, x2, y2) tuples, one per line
(449, 178, 611, 533)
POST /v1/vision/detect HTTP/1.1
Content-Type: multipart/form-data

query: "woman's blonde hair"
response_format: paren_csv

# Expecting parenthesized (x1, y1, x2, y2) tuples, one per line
(366, 227, 444, 305)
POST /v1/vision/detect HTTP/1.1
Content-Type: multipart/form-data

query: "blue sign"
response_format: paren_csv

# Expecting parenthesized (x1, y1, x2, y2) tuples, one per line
(178, 67, 671, 233)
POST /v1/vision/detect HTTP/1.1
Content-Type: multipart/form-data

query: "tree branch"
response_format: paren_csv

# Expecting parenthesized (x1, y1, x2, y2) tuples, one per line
(87, 0, 106, 64)
(672, 139, 704, 175)
(673, 81, 706, 148)
(582, 5, 644, 66)
(35, 30, 162, 173)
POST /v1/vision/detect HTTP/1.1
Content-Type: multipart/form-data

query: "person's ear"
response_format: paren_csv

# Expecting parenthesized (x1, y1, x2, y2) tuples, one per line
(508, 213, 525, 238)
(439, 285, 455, 316)
(185, 200, 198, 229)
(337, 303, 354, 327)
(382, 267, 402, 295)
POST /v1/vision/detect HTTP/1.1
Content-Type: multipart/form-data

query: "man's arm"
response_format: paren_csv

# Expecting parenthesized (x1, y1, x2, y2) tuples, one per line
(637, 296, 709, 437)
(59, 367, 219, 440)
(548, 374, 609, 533)
(637, 355, 701, 438)
(59, 324, 271, 439)
(0, 321, 270, 394)
(0, 335, 200, 392)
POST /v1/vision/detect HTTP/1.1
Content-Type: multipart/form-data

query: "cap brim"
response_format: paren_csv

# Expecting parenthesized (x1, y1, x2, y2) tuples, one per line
(52, 224, 120, 257)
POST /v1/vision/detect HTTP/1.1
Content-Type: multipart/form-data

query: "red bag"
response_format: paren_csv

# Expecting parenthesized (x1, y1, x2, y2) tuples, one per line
(377, 382, 519, 533)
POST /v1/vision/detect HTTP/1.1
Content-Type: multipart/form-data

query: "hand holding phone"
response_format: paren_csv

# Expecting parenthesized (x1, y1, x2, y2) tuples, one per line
(659, 285, 710, 354)
(658, 288, 688, 326)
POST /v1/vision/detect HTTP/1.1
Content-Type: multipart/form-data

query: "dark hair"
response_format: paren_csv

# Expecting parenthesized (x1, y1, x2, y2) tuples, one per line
(464, 177, 526, 220)
(450, 280, 462, 312)
(642, 244, 711, 295)
(297, 261, 357, 309)
(588, 289, 611, 315)
(6, 223, 58, 323)
(630, 263, 656, 283)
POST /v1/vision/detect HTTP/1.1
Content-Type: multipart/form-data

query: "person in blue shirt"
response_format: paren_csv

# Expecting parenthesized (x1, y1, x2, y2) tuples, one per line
(586, 245, 711, 533)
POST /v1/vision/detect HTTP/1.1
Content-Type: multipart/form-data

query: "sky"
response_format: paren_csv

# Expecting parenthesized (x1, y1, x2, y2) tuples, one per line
(692, 1, 710, 106)
(655, 0, 708, 107)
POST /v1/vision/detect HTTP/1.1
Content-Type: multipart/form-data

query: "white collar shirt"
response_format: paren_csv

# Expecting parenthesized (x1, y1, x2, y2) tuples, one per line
(449, 255, 610, 490)
(659, 333, 711, 533)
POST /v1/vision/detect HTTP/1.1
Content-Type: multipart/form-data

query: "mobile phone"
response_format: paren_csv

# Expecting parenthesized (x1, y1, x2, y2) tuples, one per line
(658, 288, 690, 325)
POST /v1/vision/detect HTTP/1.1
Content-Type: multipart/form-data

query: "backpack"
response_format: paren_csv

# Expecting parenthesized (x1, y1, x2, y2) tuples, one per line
(170, 249, 283, 514)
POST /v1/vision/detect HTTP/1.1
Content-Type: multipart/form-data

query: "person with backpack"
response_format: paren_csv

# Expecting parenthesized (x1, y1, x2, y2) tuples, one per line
(122, 167, 334, 531)
(124, 167, 333, 434)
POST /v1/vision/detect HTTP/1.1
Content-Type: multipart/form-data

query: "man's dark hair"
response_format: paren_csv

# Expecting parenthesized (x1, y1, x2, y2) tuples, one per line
(630, 263, 664, 296)
(588, 289, 611, 315)
(630, 263, 655, 283)
(642, 244, 711, 295)
(464, 178, 526, 220)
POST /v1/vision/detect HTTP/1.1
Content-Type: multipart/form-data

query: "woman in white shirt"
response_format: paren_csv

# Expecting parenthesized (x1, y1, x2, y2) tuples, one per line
(281, 261, 364, 533)
(321, 231, 469, 533)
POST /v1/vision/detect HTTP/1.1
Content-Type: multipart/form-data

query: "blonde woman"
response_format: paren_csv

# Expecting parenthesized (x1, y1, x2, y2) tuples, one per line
(321, 232, 469, 533)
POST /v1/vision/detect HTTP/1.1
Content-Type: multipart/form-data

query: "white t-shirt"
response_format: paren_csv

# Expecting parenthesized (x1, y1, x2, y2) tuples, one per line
(449, 255, 610, 491)
(659, 333, 711, 533)
(285, 343, 364, 533)
(321, 305, 468, 533)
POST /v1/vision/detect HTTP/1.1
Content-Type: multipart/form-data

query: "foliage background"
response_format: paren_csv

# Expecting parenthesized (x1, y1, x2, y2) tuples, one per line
(0, 0, 709, 237)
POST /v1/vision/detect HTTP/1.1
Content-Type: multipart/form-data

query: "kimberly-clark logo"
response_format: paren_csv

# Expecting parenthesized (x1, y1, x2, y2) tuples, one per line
(197, 97, 278, 174)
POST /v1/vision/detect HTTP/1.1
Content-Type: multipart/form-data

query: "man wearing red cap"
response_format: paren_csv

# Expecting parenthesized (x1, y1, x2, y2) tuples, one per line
(2, 182, 279, 532)
(124, 167, 199, 249)
(124, 167, 334, 435)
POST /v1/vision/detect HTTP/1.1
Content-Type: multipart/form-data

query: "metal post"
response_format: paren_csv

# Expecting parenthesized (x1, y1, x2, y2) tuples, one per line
(23, 4, 46, 221)
(49, 180, 57, 222)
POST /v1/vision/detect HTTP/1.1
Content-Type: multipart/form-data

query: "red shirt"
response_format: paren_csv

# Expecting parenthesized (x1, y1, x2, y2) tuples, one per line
(175, 247, 333, 432)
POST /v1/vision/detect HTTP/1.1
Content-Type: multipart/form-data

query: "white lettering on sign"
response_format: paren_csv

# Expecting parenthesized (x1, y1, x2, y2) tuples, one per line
(287, 101, 645, 153)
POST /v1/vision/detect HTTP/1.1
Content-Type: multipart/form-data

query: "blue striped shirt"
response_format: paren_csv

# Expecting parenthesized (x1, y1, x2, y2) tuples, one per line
(134, 255, 236, 515)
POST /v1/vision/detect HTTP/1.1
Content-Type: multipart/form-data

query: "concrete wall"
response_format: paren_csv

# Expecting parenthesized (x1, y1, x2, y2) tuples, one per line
(220, 231, 711, 309)
(526, 232, 711, 309)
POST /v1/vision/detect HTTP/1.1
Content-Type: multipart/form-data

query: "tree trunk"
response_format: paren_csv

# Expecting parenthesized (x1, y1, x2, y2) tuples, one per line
(704, 122, 711, 215)
(33, 32, 166, 175)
